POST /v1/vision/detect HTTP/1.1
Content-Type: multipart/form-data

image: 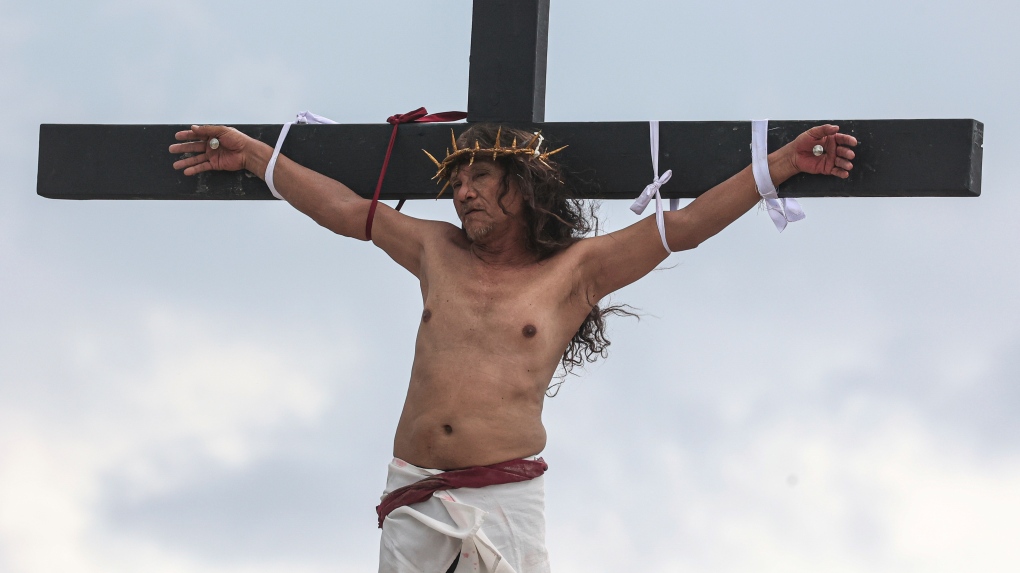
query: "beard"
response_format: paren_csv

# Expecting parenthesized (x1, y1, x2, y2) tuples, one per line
(465, 222, 494, 243)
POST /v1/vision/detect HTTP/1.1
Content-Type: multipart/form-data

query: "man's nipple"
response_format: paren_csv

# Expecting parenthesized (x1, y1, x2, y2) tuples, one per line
(422, 309, 432, 323)
(522, 324, 537, 338)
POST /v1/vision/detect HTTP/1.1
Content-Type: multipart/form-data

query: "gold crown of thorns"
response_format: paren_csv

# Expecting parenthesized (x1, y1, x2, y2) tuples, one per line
(423, 127, 568, 198)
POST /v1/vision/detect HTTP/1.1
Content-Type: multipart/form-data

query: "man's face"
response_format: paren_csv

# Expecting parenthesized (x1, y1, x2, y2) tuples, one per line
(450, 159, 523, 243)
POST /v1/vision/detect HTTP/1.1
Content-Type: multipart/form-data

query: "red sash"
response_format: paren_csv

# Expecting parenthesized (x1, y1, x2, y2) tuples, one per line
(364, 107, 467, 240)
(377, 457, 548, 528)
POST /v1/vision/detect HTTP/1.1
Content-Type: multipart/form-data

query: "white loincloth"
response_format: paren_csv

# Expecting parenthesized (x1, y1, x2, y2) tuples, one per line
(378, 457, 550, 573)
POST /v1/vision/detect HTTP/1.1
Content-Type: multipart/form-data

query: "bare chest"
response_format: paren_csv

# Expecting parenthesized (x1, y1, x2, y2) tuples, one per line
(419, 251, 584, 350)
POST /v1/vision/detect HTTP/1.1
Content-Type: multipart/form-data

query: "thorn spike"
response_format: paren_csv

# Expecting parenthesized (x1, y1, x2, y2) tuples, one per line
(436, 180, 451, 199)
(544, 145, 568, 158)
(423, 149, 441, 168)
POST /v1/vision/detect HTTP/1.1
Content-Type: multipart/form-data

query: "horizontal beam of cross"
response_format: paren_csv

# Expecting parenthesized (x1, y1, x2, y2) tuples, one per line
(37, 119, 982, 200)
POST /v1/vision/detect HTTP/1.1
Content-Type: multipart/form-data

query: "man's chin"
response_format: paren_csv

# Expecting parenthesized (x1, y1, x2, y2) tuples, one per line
(465, 224, 494, 243)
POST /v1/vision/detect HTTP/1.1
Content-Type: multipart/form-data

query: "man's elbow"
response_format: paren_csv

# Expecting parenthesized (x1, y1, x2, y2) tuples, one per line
(666, 211, 704, 252)
(670, 235, 702, 252)
(312, 198, 369, 240)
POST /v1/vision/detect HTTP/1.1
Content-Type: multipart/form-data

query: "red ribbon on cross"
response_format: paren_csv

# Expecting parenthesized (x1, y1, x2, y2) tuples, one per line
(365, 107, 468, 240)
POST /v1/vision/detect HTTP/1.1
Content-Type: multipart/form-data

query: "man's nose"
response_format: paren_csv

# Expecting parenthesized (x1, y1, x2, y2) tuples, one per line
(456, 179, 476, 201)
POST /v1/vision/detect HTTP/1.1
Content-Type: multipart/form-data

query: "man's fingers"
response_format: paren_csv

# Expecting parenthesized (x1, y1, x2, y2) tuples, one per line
(834, 133, 857, 147)
(806, 124, 839, 139)
(831, 167, 850, 179)
(834, 158, 854, 171)
(184, 162, 214, 176)
(169, 141, 205, 154)
(191, 124, 226, 138)
(175, 129, 198, 141)
(173, 153, 208, 171)
(836, 147, 856, 160)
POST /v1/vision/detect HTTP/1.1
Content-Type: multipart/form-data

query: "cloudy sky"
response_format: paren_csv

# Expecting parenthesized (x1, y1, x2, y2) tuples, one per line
(2, 0, 1018, 571)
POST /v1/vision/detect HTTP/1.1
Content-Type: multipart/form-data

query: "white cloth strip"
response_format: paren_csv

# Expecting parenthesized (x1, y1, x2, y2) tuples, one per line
(265, 110, 338, 200)
(295, 110, 337, 125)
(629, 121, 673, 254)
(750, 119, 806, 232)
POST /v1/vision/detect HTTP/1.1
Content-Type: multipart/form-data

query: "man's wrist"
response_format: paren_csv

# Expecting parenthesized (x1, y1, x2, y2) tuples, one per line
(767, 145, 800, 188)
(243, 139, 273, 180)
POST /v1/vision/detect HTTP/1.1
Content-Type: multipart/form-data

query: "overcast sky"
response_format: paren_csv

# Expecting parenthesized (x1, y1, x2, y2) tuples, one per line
(2, 0, 1019, 571)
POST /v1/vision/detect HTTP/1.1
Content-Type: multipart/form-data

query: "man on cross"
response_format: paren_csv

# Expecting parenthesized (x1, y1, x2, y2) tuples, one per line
(170, 121, 857, 573)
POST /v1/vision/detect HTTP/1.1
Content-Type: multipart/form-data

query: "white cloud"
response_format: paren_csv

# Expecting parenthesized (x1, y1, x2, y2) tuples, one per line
(548, 408, 1020, 573)
(0, 305, 354, 573)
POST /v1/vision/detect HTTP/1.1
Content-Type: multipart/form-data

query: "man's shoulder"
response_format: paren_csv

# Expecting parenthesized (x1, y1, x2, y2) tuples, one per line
(549, 235, 597, 262)
(527, 238, 593, 278)
(417, 219, 468, 250)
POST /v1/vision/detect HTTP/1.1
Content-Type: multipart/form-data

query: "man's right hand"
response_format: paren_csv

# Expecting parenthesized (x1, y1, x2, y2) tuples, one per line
(170, 125, 251, 176)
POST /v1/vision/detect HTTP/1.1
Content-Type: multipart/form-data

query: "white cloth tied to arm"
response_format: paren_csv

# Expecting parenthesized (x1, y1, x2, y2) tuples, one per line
(265, 110, 338, 200)
(629, 120, 675, 254)
(750, 119, 805, 232)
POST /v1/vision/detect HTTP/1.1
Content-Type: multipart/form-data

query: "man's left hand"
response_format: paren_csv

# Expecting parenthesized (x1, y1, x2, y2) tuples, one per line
(789, 124, 858, 179)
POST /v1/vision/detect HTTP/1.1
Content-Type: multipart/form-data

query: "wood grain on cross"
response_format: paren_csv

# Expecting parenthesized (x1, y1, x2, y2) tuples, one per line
(36, 0, 983, 201)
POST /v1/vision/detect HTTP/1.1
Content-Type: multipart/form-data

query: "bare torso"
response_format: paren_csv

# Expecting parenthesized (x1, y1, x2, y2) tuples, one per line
(392, 226, 594, 470)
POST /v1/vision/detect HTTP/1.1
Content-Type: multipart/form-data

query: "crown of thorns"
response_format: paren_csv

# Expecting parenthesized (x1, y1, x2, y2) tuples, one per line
(423, 127, 568, 198)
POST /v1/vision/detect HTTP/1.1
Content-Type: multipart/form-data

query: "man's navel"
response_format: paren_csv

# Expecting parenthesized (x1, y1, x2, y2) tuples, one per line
(522, 324, 537, 338)
(422, 309, 432, 323)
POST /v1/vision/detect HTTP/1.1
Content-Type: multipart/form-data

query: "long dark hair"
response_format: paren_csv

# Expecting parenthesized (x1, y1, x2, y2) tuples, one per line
(453, 124, 638, 393)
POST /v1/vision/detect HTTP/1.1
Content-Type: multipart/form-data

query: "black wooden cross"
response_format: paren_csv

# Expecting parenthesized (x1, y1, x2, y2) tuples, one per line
(36, 0, 982, 201)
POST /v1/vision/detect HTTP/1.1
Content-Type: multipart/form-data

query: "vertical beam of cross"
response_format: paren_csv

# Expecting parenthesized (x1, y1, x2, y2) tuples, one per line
(467, 0, 550, 123)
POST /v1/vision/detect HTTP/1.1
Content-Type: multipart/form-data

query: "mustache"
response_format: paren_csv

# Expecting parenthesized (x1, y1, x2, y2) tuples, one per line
(461, 203, 485, 214)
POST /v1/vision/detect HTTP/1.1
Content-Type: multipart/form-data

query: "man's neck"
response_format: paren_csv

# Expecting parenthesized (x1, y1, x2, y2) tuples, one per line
(468, 226, 537, 267)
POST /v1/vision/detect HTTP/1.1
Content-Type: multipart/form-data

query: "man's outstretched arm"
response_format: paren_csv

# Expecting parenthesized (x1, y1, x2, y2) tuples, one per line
(169, 126, 438, 277)
(578, 125, 858, 301)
